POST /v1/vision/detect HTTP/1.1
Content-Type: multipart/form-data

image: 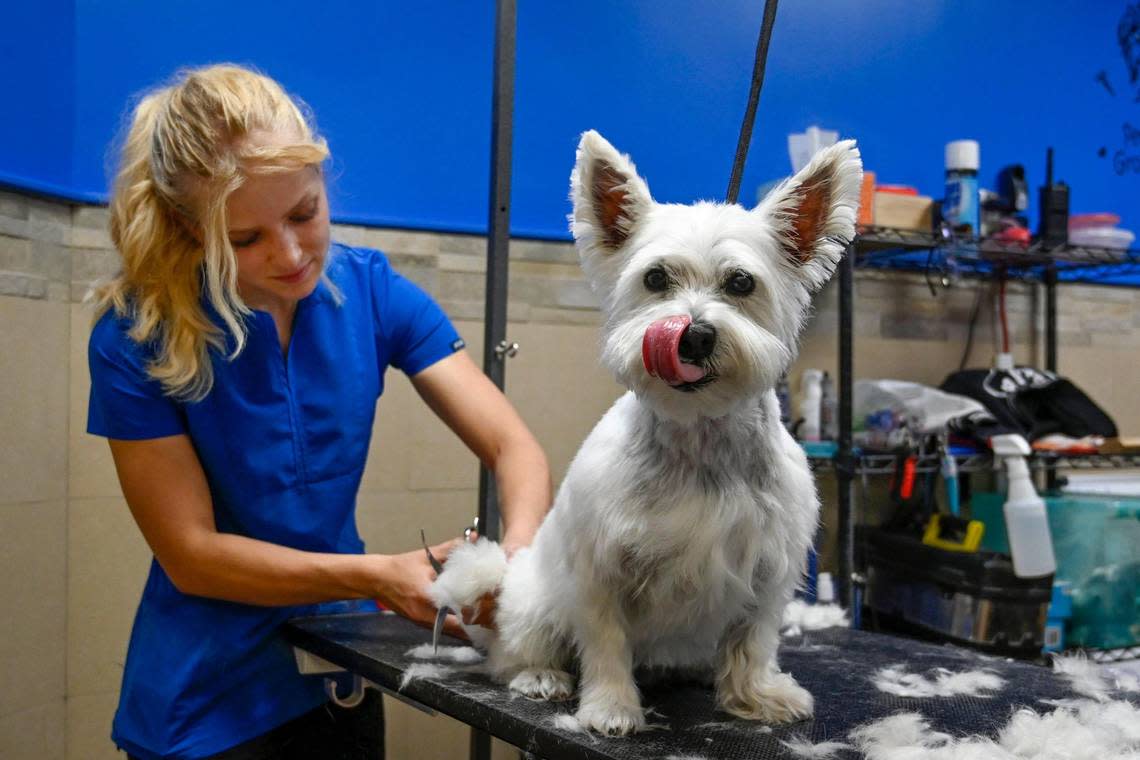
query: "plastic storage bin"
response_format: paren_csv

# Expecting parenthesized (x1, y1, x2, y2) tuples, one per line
(858, 526, 1053, 656)
(1045, 494, 1140, 649)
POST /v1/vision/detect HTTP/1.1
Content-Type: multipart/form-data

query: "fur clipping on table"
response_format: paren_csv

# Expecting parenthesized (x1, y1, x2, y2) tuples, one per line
(406, 644, 484, 664)
(398, 663, 452, 691)
(780, 599, 849, 636)
(780, 736, 852, 758)
(848, 699, 1140, 759)
(872, 664, 1006, 698)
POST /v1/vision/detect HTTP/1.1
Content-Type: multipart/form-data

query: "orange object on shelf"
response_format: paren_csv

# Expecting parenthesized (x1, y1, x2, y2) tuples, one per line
(876, 184, 919, 195)
(859, 171, 876, 226)
(1069, 213, 1121, 230)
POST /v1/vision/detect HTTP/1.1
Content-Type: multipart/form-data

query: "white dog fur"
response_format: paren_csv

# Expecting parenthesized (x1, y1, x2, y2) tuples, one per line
(431, 130, 863, 735)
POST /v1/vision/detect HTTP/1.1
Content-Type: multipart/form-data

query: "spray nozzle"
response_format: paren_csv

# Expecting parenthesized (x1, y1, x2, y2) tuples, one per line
(990, 433, 1031, 457)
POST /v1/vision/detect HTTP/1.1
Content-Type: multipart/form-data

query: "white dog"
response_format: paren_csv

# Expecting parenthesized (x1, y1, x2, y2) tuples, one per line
(432, 131, 862, 736)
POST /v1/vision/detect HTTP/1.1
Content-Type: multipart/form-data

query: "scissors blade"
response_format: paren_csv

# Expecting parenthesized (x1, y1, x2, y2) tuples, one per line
(432, 606, 451, 652)
(420, 529, 444, 574)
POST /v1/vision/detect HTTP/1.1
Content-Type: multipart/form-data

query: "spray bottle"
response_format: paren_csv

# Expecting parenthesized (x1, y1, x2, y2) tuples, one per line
(991, 434, 1056, 578)
(798, 369, 823, 442)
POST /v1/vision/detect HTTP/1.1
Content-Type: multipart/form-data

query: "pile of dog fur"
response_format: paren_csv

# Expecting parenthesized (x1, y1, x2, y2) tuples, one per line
(774, 653, 1140, 760)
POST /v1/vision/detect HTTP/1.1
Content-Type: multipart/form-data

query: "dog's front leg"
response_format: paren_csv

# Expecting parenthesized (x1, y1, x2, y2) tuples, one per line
(573, 586, 646, 736)
(715, 606, 813, 724)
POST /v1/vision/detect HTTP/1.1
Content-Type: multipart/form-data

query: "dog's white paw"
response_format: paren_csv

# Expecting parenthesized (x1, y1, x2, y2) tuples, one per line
(508, 668, 575, 701)
(575, 698, 647, 736)
(718, 671, 814, 724)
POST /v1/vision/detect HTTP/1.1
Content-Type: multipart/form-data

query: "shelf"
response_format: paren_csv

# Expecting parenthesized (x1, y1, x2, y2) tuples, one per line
(854, 226, 1140, 285)
(808, 449, 1140, 476)
(833, 223, 1139, 611)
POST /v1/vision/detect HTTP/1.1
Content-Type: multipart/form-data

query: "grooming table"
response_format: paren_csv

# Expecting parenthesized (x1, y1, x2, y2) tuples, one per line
(284, 612, 1112, 759)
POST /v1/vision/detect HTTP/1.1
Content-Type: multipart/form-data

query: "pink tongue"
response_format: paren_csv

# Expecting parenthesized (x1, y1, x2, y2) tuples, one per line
(642, 316, 708, 386)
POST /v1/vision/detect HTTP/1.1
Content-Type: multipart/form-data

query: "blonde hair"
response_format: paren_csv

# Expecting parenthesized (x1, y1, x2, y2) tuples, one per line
(91, 63, 330, 401)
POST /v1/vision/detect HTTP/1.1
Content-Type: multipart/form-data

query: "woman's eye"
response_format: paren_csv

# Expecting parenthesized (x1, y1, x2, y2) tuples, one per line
(644, 267, 670, 292)
(726, 271, 755, 296)
(291, 200, 319, 224)
(230, 234, 259, 248)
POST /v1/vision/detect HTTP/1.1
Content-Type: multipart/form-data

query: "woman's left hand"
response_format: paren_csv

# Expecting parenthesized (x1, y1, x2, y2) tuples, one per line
(373, 540, 469, 639)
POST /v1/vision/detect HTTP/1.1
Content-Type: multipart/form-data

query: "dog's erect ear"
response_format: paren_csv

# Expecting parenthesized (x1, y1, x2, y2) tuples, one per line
(570, 130, 653, 254)
(758, 140, 863, 290)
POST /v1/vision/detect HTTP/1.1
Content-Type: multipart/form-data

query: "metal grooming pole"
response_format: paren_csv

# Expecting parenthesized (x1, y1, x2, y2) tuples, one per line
(725, 0, 779, 205)
(474, 0, 516, 757)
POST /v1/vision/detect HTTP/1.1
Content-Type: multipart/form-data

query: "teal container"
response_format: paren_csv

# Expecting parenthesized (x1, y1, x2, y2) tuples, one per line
(971, 491, 1009, 554)
(1044, 494, 1140, 649)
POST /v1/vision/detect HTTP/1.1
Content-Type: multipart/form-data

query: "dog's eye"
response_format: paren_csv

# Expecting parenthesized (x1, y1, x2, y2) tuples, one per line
(726, 271, 755, 296)
(644, 267, 670, 293)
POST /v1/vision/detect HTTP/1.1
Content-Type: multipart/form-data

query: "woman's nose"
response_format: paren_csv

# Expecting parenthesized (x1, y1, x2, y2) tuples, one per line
(270, 228, 304, 268)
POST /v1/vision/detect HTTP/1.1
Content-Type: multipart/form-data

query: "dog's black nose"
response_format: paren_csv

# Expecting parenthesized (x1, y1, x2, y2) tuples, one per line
(678, 322, 716, 363)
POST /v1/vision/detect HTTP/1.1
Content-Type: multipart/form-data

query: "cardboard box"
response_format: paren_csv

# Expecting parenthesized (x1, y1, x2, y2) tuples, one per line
(873, 191, 934, 231)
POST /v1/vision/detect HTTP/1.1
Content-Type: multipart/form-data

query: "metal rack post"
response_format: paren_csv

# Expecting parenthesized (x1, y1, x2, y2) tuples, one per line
(836, 243, 856, 613)
(1044, 264, 1059, 491)
(477, 0, 516, 552)
(1045, 263, 1058, 373)
(474, 0, 515, 758)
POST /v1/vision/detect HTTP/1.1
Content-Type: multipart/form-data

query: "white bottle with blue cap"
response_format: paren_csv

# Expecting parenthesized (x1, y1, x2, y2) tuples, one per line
(945, 140, 980, 236)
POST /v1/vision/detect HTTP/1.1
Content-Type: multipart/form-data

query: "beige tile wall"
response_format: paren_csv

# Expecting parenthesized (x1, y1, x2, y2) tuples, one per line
(2, 189, 1139, 759)
(1, 289, 70, 760)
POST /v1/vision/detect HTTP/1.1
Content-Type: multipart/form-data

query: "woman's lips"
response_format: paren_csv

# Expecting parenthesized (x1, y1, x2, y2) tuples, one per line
(274, 261, 312, 284)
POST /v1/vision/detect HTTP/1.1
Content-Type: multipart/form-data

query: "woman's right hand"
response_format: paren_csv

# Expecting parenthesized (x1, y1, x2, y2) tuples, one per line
(374, 539, 468, 639)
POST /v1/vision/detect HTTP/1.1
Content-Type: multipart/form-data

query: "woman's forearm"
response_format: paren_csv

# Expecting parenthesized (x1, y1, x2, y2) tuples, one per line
(494, 432, 553, 551)
(170, 531, 387, 606)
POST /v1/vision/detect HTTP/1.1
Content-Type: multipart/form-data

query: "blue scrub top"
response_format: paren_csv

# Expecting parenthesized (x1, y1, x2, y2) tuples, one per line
(87, 243, 464, 760)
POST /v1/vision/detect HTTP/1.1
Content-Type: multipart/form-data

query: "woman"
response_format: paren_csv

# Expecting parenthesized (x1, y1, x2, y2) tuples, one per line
(87, 64, 551, 759)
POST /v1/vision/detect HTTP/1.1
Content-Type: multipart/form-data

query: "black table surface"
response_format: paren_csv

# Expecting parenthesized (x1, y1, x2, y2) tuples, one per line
(284, 612, 1096, 760)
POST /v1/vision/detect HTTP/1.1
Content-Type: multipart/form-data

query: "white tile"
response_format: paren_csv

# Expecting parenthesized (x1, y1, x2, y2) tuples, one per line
(66, 692, 120, 760)
(67, 498, 151, 696)
(0, 501, 66, 716)
(0, 297, 68, 504)
(0, 699, 65, 760)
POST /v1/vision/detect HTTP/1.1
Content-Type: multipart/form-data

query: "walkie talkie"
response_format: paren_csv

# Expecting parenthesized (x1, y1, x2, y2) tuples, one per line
(1037, 147, 1069, 247)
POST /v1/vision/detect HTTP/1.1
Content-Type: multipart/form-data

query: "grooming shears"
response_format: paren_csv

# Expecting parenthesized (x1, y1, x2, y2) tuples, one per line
(422, 518, 479, 651)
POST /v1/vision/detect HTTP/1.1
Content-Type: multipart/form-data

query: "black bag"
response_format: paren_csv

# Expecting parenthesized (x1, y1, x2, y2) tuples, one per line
(940, 367, 1117, 442)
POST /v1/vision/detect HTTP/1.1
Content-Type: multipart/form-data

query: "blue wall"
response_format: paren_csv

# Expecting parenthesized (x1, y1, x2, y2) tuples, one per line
(0, 0, 75, 197)
(3, 1, 1137, 239)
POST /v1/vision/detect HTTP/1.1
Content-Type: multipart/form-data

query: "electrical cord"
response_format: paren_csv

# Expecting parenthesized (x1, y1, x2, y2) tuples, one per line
(999, 278, 1010, 353)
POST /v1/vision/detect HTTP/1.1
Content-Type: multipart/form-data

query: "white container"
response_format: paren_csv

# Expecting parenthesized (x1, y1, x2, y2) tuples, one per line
(820, 371, 837, 440)
(788, 126, 838, 173)
(798, 369, 823, 442)
(1069, 227, 1135, 250)
(816, 572, 835, 604)
(945, 140, 980, 171)
(992, 434, 1057, 578)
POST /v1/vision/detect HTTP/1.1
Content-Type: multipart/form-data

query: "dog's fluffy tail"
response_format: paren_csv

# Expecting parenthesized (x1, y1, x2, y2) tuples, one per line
(428, 538, 509, 614)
